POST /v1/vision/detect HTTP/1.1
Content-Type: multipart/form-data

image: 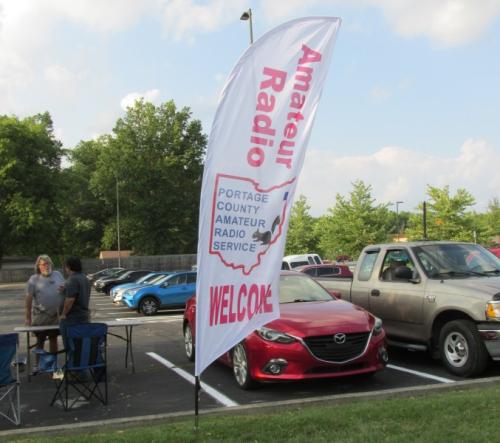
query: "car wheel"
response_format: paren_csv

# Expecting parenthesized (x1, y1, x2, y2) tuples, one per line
(232, 343, 256, 390)
(139, 296, 159, 316)
(439, 319, 489, 377)
(184, 324, 195, 361)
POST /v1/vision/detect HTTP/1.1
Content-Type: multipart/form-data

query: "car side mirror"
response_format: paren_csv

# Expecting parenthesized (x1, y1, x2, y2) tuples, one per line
(160, 282, 169, 288)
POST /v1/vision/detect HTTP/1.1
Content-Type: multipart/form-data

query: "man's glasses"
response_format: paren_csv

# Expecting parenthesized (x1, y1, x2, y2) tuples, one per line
(39, 262, 51, 268)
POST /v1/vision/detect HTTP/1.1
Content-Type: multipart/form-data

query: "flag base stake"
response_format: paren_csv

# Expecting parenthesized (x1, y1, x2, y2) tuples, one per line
(194, 375, 200, 431)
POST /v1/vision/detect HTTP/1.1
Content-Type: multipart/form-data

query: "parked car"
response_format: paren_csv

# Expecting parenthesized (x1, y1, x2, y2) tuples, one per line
(183, 271, 388, 389)
(295, 264, 353, 292)
(122, 271, 197, 315)
(488, 246, 500, 258)
(295, 264, 353, 278)
(94, 270, 152, 295)
(110, 272, 170, 303)
(281, 253, 323, 270)
(87, 267, 126, 284)
(324, 241, 500, 377)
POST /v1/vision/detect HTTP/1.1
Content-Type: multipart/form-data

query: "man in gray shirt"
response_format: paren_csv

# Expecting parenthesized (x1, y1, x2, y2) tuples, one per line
(60, 256, 91, 325)
(25, 254, 65, 373)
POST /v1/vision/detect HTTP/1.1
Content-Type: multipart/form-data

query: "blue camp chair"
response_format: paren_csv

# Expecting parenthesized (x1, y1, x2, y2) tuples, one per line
(51, 323, 108, 411)
(0, 333, 21, 426)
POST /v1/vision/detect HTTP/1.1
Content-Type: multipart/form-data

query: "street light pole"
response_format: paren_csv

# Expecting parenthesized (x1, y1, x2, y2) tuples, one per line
(240, 8, 253, 44)
(116, 178, 121, 267)
(396, 201, 403, 242)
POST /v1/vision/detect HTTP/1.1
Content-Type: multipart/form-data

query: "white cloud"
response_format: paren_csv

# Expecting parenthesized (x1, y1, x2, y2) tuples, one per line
(369, 0, 500, 47)
(120, 89, 160, 110)
(161, 0, 247, 41)
(260, 0, 500, 47)
(370, 85, 392, 101)
(297, 139, 500, 216)
(44, 64, 73, 84)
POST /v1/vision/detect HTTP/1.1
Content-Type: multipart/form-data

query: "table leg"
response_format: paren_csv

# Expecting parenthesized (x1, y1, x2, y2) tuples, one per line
(126, 325, 135, 373)
(26, 332, 31, 382)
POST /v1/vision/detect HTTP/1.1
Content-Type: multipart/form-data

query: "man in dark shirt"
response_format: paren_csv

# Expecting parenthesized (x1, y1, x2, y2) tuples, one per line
(60, 256, 91, 325)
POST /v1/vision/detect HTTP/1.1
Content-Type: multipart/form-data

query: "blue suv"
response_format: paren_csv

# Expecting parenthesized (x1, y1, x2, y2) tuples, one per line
(122, 271, 197, 316)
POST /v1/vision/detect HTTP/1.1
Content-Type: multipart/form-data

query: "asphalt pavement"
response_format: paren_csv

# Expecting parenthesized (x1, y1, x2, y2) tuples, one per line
(2, 282, 500, 438)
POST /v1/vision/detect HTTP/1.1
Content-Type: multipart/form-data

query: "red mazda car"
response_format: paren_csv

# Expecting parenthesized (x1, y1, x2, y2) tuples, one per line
(183, 272, 388, 389)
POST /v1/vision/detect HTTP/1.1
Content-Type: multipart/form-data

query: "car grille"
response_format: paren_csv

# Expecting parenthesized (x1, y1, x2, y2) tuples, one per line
(303, 332, 369, 363)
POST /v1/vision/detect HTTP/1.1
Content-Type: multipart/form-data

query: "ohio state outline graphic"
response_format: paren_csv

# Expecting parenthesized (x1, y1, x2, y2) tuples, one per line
(209, 173, 295, 275)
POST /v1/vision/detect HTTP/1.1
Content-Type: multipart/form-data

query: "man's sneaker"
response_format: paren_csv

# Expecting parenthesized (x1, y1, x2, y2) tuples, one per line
(30, 365, 39, 376)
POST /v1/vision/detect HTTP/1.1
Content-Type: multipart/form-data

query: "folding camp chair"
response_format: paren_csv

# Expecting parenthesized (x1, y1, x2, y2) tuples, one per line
(0, 333, 21, 426)
(51, 323, 108, 411)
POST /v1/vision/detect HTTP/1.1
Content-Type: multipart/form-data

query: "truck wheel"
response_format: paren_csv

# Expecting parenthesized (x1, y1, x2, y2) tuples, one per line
(439, 320, 489, 377)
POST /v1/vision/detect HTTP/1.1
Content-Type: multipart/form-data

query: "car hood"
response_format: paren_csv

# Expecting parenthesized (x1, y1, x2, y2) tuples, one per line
(437, 275, 500, 296)
(264, 299, 372, 337)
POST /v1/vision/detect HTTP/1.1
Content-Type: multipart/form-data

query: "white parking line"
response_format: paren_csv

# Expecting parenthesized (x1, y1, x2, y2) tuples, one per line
(146, 352, 238, 407)
(387, 364, 455, 384)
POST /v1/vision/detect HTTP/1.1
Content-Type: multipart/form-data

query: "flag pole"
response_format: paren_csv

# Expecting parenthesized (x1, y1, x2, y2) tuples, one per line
(194, 375, 200, 431)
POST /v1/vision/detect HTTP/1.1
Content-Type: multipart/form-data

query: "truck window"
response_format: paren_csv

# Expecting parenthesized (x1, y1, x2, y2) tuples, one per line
(358, 251, 379, 281)
(313, 255, 322, 264)
(380, 249, 415, 281)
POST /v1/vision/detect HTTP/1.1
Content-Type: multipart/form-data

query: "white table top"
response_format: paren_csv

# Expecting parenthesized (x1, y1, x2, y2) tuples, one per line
(14, 319, 144, 333)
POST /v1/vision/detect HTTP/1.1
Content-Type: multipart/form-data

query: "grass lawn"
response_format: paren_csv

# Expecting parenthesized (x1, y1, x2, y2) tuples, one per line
(12, 384, 500, 443)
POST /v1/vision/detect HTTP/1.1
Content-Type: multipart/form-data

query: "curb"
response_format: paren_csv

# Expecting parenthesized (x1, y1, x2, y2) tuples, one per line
(2, 374, 500, 439)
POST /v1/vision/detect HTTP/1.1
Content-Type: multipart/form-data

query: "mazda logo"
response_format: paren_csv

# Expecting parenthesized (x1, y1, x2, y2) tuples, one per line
(334, 333, 346, 344)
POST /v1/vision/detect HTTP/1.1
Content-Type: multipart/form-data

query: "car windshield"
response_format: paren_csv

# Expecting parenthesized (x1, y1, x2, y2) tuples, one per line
(413, 243, 500, 279)
(137, 273, 157, 284)
(279, 275, 334, 303)
(117, 271, 133, 280)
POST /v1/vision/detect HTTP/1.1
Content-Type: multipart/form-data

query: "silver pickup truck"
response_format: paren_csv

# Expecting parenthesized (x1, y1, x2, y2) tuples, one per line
(324, 241, 500, 377)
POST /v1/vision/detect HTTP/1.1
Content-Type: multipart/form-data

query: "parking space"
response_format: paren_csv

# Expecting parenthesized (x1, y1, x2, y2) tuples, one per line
(1, 283, 499, 430)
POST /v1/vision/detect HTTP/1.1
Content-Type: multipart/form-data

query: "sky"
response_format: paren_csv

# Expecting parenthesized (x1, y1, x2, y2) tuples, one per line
(1, 0, 499, 216)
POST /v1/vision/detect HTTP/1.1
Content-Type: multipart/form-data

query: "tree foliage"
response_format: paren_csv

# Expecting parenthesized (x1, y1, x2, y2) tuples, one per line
(59, 139, 111, 258)
(285, 195, 320, 255)
(0, 113, 63, 261)
(406, 185, 480, 242)
(90, 100, 206, 255)
(316, 181, 391, 260)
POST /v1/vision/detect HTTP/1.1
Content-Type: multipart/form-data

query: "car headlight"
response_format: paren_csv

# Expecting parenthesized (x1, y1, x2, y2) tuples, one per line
(125, 289, 139, 297)
(486, 300, 500, 320)
(256, 327, 296, 343)
(372, 317, 383, 336)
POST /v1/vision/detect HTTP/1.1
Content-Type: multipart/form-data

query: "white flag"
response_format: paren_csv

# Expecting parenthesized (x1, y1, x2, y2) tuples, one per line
(195, 17, 341, 376)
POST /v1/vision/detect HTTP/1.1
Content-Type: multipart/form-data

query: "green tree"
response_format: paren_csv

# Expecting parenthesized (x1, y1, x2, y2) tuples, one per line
(58, 139, 112, 258)
(0, 112, 64, 263)
(316, 180, 391, 260)
(406, 185, 480, 242)
(90, 100, 206, 255)
(285, 195, 319, 255)
(477, 198, 500, 245)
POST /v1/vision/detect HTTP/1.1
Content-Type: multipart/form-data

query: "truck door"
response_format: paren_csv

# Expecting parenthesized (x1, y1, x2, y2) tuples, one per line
(350, 249, 380, 310)
(369, 248, 423, 340)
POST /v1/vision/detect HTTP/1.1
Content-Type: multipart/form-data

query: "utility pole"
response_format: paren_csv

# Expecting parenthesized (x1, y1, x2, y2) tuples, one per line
(116, 178, 121, 267)
(240, 8, 254, 45)
(423, 201, 427, 240)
